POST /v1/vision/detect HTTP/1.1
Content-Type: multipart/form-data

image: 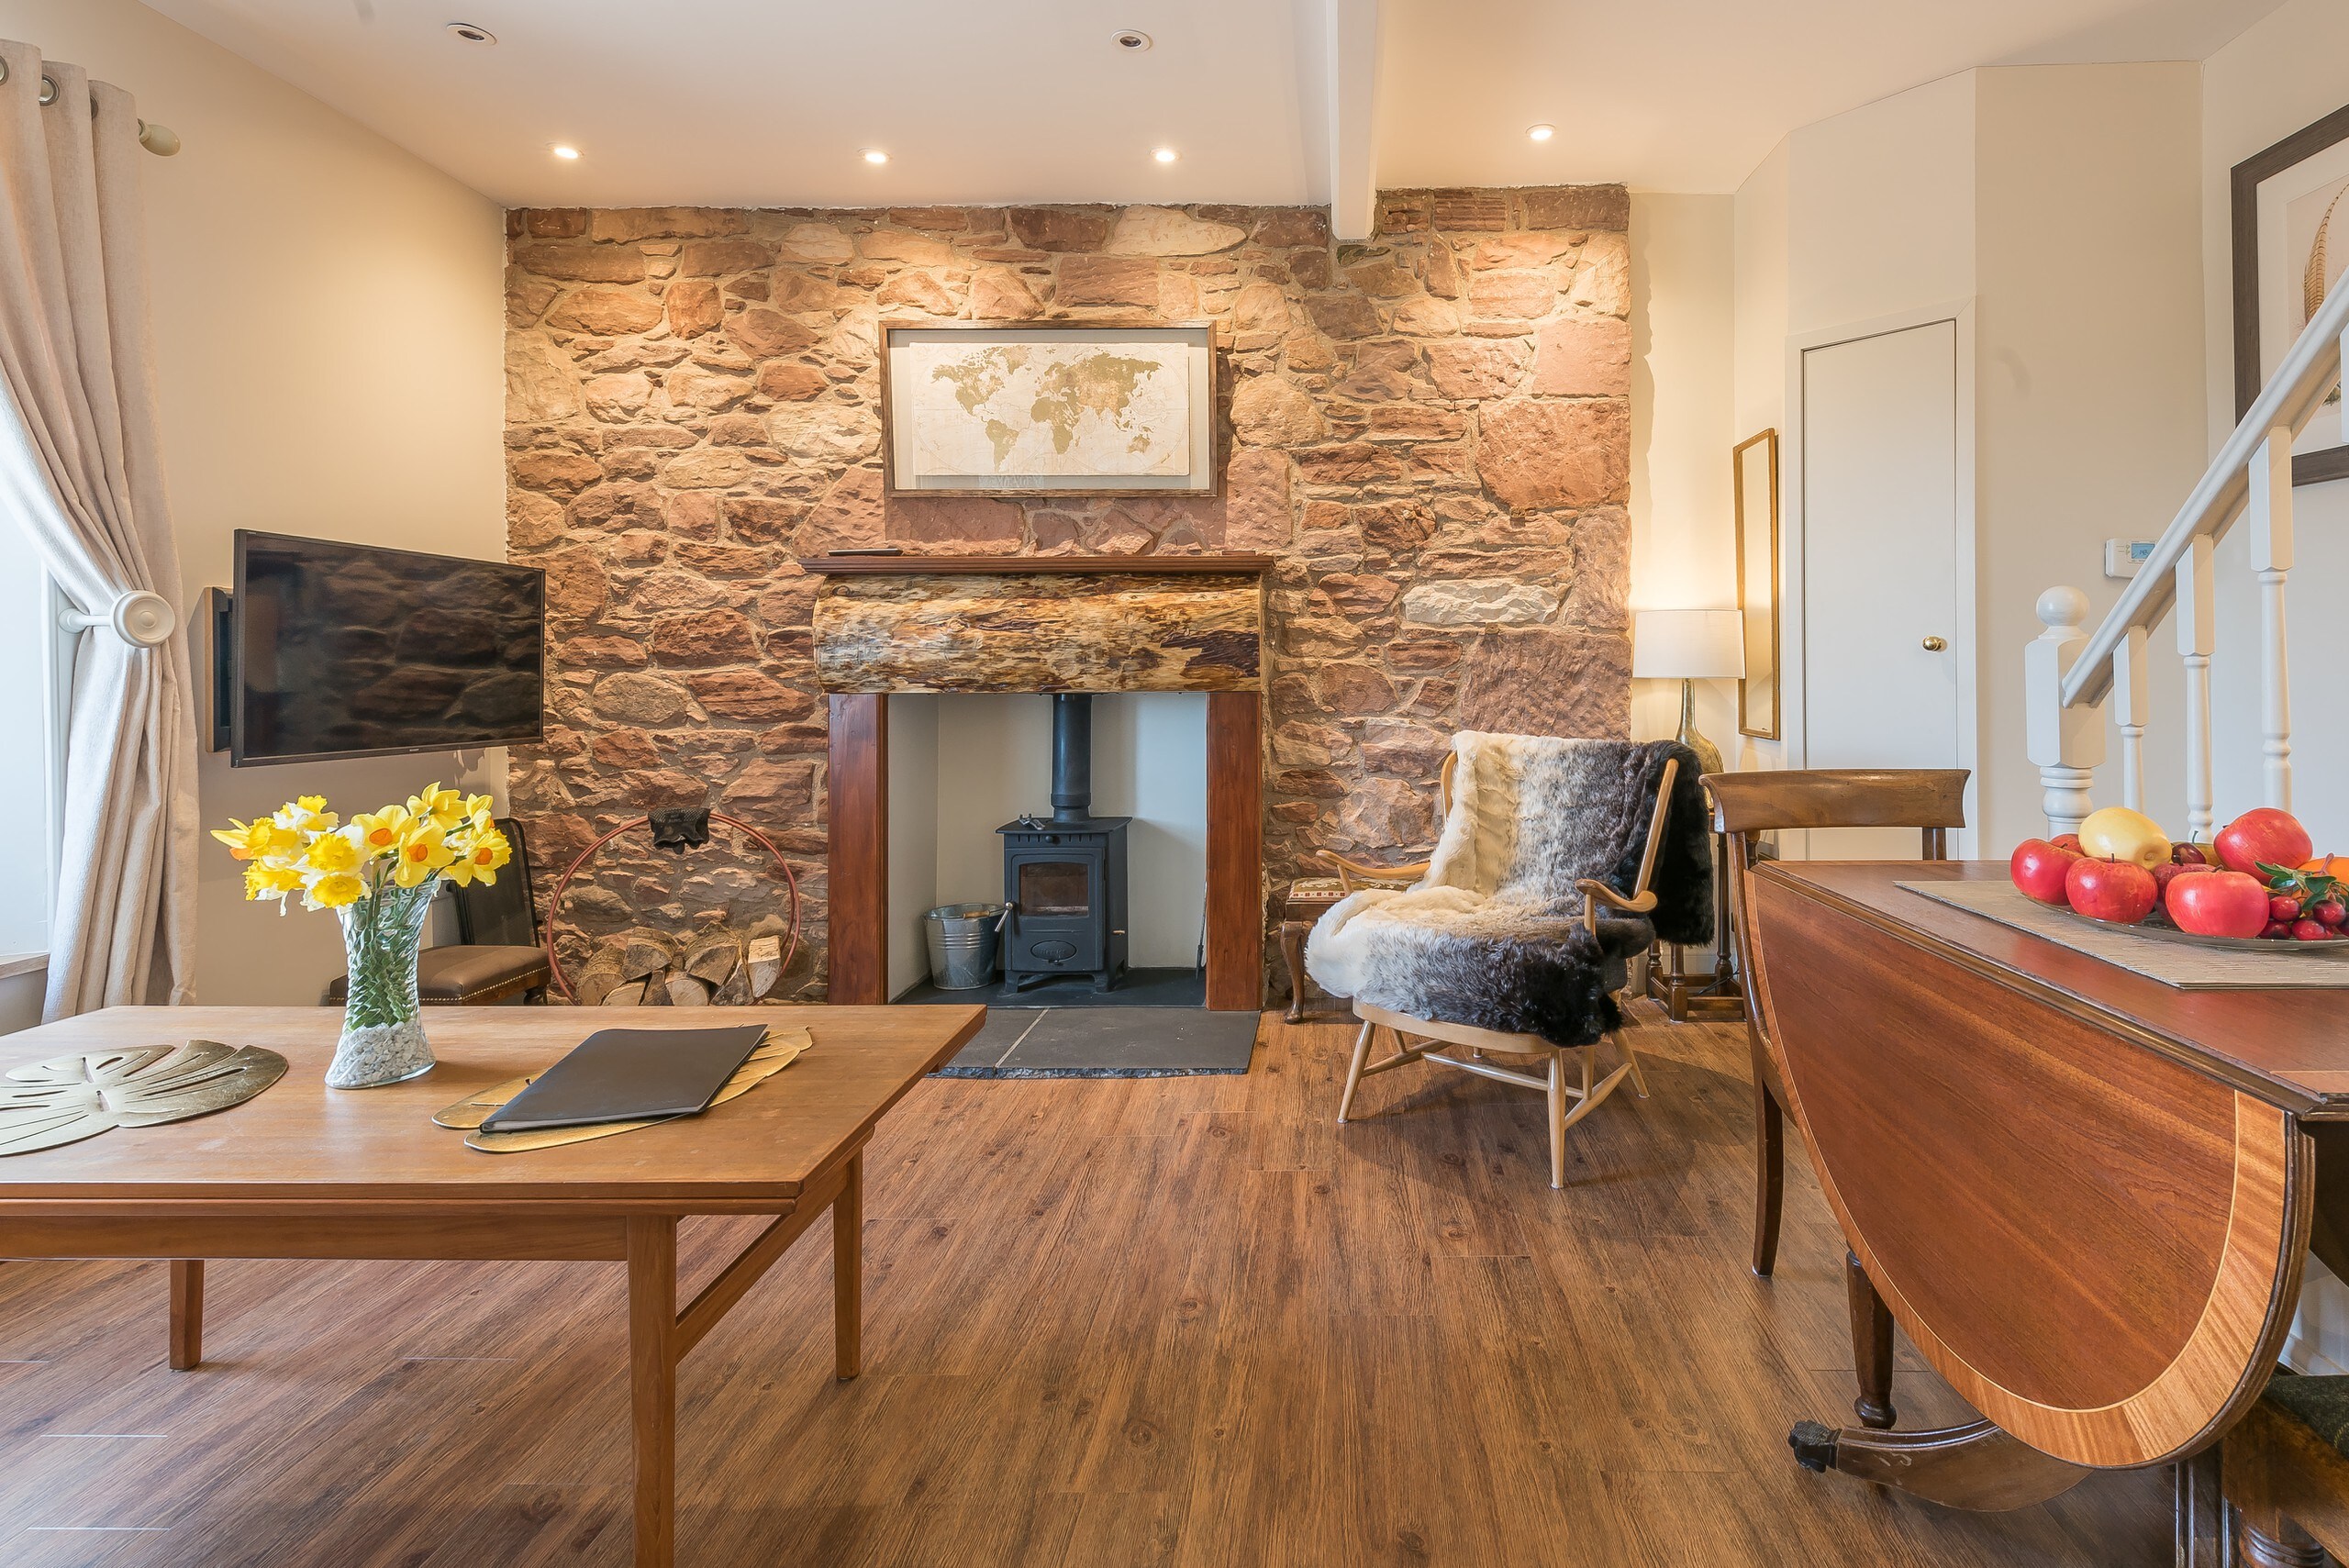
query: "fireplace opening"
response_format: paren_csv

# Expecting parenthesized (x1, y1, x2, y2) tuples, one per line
(996, 695, 1131, 992)
(884, 692, 1207, 1009)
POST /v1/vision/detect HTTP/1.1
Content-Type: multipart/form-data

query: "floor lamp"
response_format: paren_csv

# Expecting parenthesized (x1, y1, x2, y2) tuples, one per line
(1632, 609, 1745, 1022)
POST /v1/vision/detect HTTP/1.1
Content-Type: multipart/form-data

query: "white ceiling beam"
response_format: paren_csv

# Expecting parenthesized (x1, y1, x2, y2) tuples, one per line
(1321, 0, 1381, 241)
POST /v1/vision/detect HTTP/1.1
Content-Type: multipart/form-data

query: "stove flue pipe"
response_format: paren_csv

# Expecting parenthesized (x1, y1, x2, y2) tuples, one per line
(1051, 693, 1093, 824)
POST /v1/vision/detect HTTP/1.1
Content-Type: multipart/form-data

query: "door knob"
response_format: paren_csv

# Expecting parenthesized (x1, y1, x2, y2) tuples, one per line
(1921, 636, 1947, 652)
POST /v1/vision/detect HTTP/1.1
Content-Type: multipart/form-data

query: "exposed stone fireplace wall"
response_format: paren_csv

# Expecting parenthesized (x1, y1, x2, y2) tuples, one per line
(504, 188, 1634, 1000)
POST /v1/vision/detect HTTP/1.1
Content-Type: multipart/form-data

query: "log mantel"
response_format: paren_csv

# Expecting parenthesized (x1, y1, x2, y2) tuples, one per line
(810, 567, 1265, 695)
(798, 554, 1274, 576)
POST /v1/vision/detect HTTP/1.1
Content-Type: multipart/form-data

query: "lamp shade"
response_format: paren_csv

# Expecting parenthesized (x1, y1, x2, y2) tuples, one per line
(1632, 608, 1744, 679)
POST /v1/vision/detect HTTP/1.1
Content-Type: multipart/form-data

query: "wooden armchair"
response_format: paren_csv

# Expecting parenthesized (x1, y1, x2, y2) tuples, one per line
(1326, 750, 1679, 1189)
(1705, 768, 1966, 1430)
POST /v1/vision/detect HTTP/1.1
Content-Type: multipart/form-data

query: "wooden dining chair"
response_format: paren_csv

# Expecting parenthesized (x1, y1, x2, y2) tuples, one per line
(1322, 749, 1683, 1190)
(1704, 770, 1969, 1279)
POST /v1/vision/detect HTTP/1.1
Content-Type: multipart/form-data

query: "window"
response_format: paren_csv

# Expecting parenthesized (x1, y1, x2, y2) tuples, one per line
(0, 518, 55, 959)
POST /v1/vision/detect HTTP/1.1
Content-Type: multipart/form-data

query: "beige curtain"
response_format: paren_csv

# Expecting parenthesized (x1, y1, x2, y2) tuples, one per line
(0, 41, 196, 1017)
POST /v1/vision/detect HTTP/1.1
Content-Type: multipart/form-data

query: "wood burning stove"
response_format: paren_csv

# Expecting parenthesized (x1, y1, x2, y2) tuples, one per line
(997, 695, 1129, 992)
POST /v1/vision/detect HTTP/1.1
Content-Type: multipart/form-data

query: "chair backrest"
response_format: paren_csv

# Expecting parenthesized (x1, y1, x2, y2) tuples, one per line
(1427, 735, 1709, 944)
(1704, 769, 1969, 1050)
(451, 815, 538, 947)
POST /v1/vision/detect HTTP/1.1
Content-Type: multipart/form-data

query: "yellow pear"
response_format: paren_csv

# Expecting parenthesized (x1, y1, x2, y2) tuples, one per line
(2078, 806, 2171, 870)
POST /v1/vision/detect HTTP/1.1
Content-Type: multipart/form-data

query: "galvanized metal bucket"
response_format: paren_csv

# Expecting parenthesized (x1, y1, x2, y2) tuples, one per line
(924, 903, 1005, 990)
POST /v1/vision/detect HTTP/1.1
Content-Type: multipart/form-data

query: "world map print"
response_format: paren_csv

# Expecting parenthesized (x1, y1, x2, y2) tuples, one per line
(902, 339, 1192, 479)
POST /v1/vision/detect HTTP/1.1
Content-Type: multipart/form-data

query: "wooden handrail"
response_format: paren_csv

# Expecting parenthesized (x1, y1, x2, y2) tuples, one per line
(2058, 277, 2349, 710)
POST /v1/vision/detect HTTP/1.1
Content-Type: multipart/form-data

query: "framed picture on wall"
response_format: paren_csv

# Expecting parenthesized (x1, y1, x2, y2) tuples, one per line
(878, 320, 1219, 497)
(2231, 100, 2349, 487)
(1733, 428, 1781, 740)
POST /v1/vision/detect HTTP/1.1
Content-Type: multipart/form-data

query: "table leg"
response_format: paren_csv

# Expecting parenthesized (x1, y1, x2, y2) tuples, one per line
(627, 1218, 677, 1568)
(834, 1150, 863, 1380)
(169, 1261, 203, 1371)
(1846, 1250, 1898, 1429)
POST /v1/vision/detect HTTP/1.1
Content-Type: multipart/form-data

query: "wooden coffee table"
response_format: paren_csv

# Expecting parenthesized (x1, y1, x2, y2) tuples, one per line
(0, 1004, 983, 1568)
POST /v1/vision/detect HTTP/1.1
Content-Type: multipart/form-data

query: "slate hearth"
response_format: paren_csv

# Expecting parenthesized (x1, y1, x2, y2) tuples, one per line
(931, 1004, 1258, 1079)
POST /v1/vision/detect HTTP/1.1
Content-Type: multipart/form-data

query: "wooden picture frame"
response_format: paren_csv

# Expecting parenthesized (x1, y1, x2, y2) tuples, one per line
(878, 319, 1219, 498)
(1733, 428, 1781, 740)
(2231, 100, 2349, 487)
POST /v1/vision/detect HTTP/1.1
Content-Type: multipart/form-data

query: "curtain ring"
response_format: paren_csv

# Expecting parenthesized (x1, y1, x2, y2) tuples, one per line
(39, 74, 56, 106)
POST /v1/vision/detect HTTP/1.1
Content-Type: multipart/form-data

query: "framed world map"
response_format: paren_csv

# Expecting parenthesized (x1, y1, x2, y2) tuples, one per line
(880, 321, 1219, 496)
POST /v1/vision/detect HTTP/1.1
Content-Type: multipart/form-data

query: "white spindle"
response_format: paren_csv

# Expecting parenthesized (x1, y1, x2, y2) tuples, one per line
(2176, 535, 2215, 844)
(2250, 427, 2294, 810)
(2114, 625, 2147, 813)
(2027, 586, 2104, 835)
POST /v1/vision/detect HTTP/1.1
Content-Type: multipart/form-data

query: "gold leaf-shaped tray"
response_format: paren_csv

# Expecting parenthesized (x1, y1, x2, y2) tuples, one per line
(0, 1040, 289, 1156)
(433, 1027, 810, 1153)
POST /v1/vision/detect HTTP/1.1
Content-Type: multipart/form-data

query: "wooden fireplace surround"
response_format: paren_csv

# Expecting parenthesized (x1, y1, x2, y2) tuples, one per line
(807, 555, 1270, 1012)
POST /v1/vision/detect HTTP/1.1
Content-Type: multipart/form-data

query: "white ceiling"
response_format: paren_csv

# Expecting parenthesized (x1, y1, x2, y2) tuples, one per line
(142, 0, 2287, 216)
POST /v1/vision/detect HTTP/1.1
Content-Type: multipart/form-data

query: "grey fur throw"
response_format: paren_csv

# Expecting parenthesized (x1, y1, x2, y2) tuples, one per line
(1304, 734, 1711, 1048)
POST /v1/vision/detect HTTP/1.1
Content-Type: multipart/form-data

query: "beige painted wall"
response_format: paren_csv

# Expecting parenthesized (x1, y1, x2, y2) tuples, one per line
(2200, 0, 2349, 858)
(1974, 63, 2203, 852)
(1627, 193, 1740, 762)
(0, 0, 507, 1006)
(1728, 66, 2208, 853)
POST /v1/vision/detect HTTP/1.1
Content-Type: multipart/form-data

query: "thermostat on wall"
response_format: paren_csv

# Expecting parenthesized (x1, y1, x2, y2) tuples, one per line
(2104, 539, 2156, 579)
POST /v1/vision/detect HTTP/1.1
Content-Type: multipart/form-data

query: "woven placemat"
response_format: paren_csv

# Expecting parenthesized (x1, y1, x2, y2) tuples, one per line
(1896, 879, 2349, 990)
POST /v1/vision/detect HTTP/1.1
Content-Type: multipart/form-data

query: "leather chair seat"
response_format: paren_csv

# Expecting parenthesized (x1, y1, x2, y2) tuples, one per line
(323, 944, 550, 1006)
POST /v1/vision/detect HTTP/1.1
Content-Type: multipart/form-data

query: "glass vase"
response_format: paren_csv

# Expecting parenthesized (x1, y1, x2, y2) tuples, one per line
(327, 881, 438, 1090)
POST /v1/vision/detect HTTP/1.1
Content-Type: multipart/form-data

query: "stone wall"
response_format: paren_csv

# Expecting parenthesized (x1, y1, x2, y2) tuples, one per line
(504, 188, 1633, 1000)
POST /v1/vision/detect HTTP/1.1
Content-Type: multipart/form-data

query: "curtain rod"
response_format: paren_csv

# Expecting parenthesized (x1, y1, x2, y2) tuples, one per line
(0, 56, 179, 155)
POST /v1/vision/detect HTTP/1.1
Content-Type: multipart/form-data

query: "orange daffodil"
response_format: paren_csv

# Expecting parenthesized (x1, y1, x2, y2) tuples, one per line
(211, 783, 512, 914)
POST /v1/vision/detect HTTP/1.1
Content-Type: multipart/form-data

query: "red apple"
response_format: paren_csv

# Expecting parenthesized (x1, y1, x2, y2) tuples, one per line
(2010, 839, 2081, 905)
(2051, 834, 2082, 853)
(2216, 807, 2314, 875)
(2065, 857, 2157, 924)
(2165, 868, 2271, 939)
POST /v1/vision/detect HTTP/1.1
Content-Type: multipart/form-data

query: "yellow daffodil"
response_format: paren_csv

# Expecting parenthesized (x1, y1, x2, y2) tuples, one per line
(441, 827, 512, 888)
(273, 795, 339, 834)
(210, 817, 270, 860)
(408, 784, 466, 828)
(305, 871, 366, 909)
(304, 830, 362, 875)
(389, 822, 455, 888)
(241, 861, 306, 901)
(350, 806, 412, 860)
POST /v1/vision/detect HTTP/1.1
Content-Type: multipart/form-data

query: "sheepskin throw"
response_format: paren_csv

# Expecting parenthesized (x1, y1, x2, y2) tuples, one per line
(1305, 734, 1710, 1048)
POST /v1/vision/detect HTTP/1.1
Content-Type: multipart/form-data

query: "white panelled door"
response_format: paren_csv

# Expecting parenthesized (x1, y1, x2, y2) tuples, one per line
(1800, 319, 1965, 857)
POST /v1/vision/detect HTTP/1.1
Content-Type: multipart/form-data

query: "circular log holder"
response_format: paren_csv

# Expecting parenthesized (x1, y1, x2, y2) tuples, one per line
(541, 812, 802, 1003)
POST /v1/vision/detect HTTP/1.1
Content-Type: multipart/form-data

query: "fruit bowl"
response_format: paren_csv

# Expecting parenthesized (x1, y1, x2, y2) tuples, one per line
(2043, 903, 2349, 951)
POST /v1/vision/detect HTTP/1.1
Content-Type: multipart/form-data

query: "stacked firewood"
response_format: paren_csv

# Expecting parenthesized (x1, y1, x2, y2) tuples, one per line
(570, 917, 790, 1006)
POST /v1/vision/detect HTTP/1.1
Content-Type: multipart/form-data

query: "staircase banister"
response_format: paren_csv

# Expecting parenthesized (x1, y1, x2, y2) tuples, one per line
(2059, 276, 2349, 709)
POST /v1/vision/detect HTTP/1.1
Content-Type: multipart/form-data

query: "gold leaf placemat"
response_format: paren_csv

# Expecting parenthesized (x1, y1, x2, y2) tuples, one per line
(432, 1027, 811, 1152)
(1897, 881, 2349, 990)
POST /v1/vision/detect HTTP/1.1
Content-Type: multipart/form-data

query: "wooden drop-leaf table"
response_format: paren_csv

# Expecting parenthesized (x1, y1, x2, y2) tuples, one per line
(1742, 862, 2349, 1539)
(0, 1004, 984, 1568)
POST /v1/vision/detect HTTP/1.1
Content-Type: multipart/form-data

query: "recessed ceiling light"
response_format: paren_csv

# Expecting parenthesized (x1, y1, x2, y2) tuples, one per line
(551, 145, 581, 161)
(1114, 29, 1153, 50)
(1528, 123, 1555, 142)
(1152, 147, 1177, 164)
(446, 20, 495, 44)
(861, 148, 889, 165)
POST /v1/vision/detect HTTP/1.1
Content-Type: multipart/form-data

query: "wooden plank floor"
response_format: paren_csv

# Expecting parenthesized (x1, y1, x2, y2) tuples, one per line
(0, 1002, 2172, 1565)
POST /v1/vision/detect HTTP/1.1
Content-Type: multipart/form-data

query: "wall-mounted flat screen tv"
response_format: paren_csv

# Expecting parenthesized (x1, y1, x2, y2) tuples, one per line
(231, 530, 546, 766)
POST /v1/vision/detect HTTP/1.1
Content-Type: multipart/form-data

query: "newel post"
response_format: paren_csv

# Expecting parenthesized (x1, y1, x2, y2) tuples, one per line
(2025, 586, 2104, 836)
